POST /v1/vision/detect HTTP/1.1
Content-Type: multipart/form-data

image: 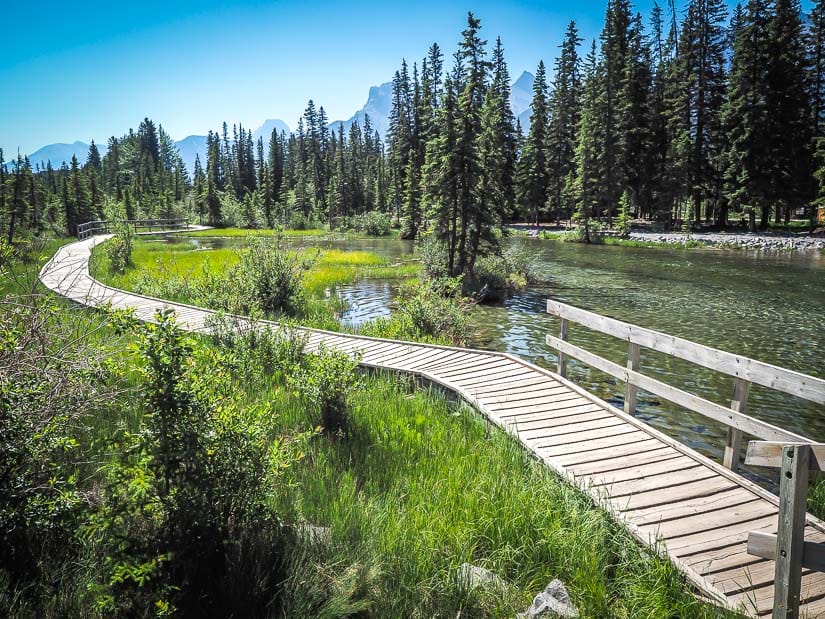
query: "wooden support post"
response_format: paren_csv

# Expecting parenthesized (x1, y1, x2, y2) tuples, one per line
(774, 444, 810, 619)
(724, 378, 750, 471)
(557, 318, 569, 378)
(624, 342, 640, 414)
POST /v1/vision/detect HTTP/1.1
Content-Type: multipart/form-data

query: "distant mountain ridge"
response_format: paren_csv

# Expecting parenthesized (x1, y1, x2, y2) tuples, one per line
(19, 71, 536, 175)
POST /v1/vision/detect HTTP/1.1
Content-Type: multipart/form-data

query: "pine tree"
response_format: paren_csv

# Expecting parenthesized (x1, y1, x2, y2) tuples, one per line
(547, 22, 583, 223)
(766, 0, 811, 225)
(517, 60, 550, 226)
(600, 0, 633, 221)
(488, 36, 518, 222)
(669, 0, 728, 225)
(721, 0, 774, 231)
(574, 42, 603, 241)
(86, 141, 104, 219)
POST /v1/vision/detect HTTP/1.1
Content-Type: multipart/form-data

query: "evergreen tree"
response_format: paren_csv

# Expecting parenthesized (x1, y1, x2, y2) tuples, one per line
(574, 42, 603, 241)
(721, 0, 775, 230)
(766, 0, 811, 224)
(517, 60, 551, 226)
(547, 22, 583, 222)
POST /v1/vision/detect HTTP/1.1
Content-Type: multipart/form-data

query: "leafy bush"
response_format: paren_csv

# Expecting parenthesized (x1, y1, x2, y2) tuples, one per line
(362, 277, 473, 347)
(227, 236, 317, 317)
(417, 235, 450, 280)
(206, 313, 308, 381)
(288, 212, 322, 231)
(219, 191, 265, 229)
(104, 223, 134, 274)
(90, 309, 296, 616)
(352, 211, 392, 236)
(289, 345, 363, 434)
(471, 242, 538, 301)
(0, 294, 113, 615)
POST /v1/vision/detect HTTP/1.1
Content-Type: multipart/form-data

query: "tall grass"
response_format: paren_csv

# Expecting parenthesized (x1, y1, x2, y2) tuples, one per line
(255, 374, 740, 618)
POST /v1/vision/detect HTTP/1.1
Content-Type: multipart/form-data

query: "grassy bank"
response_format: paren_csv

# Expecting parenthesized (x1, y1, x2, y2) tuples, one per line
(181, 227, 331, 238)
(90, 236, 418, 322)
(250, 367, 737, 617)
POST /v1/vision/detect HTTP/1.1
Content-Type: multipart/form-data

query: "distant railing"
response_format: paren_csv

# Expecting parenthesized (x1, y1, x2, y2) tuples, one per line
(545, 300, 825, 471)
(77, 218, 189, 240)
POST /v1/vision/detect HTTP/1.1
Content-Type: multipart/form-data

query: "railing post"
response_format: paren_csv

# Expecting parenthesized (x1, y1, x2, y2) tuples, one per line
(557, 318, 569, 378)
(773, 444, 810, 619)
(724, 377, 750, 471)
(624, 342, 640, 414)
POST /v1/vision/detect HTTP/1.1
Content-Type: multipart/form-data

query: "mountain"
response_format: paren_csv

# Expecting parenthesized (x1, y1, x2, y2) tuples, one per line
(327, 71, 536, 141)
(27, 141, 104, 169)
(252, 118, 291, 144)
(175, 135, 208, 175)
(19, 70, 535, 175)
(510, 70, 535, 132)
(328, 81, 393, 140)
(19, 118, 291, 177)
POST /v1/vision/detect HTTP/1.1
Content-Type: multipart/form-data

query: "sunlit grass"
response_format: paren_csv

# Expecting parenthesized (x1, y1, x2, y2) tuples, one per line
(90, 236, 420, 310)
(239, 371, 740, 618)
(182, 227, 330, 238)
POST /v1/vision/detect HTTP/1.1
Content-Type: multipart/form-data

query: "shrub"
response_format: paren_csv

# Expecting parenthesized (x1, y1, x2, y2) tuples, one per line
(104, 223, 134, 274)
(227, 235, 318, 317)
(0, 294, 113, 615)
(90, 310, 295, 616)
(361, 277, 473, 346)
(206, 313, 308, 381)
(352, 211, 392, 236)
(288, 212, 322, 231)
(289, 345, 363, 434)
(417, 235, 450, 281)
(471, 242, 538, 301)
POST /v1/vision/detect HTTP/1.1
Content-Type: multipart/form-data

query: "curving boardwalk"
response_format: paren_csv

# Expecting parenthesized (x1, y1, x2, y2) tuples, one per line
(39, 234, 825, 617)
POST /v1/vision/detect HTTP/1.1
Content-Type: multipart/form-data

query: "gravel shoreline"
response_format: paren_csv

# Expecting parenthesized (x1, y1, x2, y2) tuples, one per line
(626, 231, 825, 251)
(510, 224, 825, 251)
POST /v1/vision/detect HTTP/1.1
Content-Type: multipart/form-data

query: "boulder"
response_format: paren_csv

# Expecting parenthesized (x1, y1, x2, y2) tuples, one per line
(517, 579, 579, 618)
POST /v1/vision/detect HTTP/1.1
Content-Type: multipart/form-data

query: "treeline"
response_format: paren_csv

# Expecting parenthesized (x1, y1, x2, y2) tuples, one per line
(193, 108, 387, 229)
(3, 0, 825, 261)
(0, 118, 188, 241)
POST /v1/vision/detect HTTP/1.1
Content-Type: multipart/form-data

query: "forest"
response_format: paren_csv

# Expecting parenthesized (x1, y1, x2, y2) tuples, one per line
(3, 0, 824, 272)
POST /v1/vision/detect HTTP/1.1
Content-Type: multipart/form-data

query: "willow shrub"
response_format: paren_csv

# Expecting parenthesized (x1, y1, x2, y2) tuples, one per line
(289, 344, 363, 435)
(104, 222, 134, 274)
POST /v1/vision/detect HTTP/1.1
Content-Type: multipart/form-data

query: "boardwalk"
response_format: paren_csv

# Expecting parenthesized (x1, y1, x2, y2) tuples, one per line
(40, 234, 825, 617)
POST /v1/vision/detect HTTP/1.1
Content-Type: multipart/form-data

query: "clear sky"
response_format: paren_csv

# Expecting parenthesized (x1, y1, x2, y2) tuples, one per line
(0, 0, 768, 155)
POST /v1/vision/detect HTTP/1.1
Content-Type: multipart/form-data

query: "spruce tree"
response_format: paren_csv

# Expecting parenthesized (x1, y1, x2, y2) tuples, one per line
(767, 0, 811, 224)
(517, 60, 550, 226)
(721, 0, 774, 230)
(547, 22, 583, 223)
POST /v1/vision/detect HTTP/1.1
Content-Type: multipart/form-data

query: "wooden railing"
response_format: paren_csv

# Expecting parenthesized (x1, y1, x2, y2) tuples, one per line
(745, 441, 825, 618)
(546, 300, 825, 471)
(77, 218, 189, 240)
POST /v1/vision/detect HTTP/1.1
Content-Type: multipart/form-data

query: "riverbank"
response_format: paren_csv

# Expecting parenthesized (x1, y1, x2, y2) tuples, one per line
(510, 223, 825, 251)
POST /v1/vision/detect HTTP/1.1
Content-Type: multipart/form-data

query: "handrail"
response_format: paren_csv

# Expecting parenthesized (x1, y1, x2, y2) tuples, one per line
(546, 300, 822, 471)
(77, 218, 188, 240)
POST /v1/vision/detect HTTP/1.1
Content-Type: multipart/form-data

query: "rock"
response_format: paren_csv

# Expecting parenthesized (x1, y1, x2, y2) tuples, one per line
(456, 563, 507, 591)
(517, 579, 579, 619)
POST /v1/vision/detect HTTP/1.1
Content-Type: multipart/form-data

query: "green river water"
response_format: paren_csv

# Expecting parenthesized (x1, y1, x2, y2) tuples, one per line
(181, 234, 825, 473)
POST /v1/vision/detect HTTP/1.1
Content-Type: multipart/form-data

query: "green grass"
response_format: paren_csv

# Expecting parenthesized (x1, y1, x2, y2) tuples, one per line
(182, 227, 330, 238)
(241, 371, 741, 618)
(90, 236, 419, 329)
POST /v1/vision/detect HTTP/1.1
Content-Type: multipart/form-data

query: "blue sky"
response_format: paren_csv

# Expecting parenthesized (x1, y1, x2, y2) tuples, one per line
(0, 0, 781, 155)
